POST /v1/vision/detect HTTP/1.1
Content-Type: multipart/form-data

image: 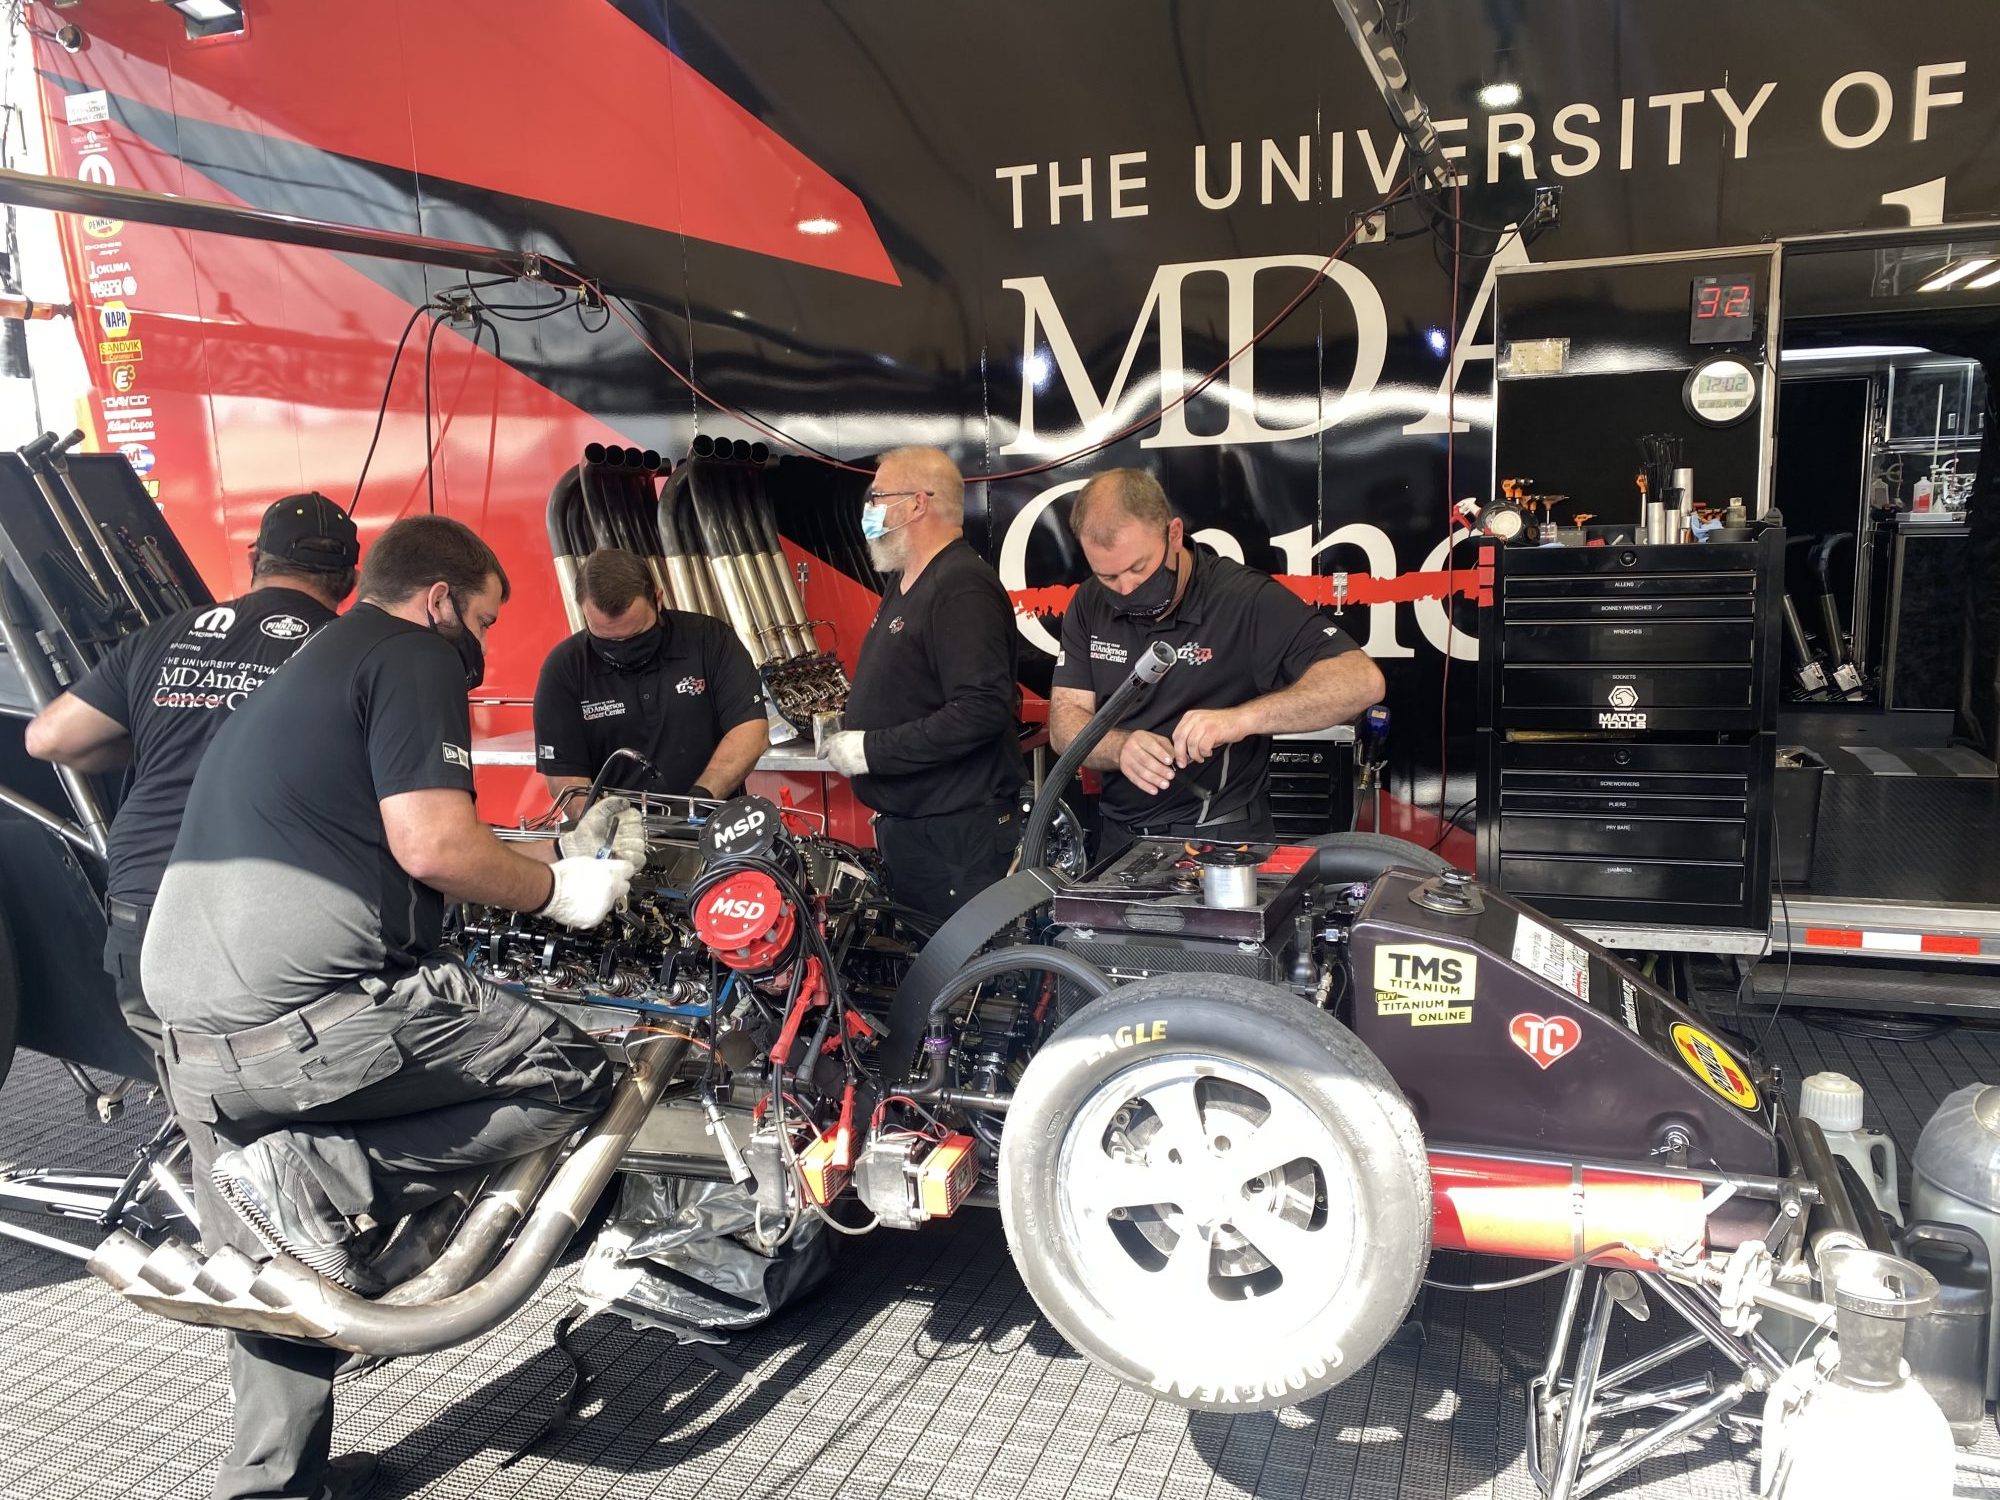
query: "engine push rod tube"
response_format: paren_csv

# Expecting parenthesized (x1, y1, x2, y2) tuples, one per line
(1018, 640, 1176, 870)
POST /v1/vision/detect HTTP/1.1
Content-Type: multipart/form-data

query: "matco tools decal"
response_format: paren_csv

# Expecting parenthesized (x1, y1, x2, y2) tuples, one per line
(1670, 1022, 1759, 1111)
(1373, 943, 1475, 1027)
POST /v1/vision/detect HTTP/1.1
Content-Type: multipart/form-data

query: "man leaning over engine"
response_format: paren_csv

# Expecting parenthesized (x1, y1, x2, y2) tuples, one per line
(142, 516, 639, 1500)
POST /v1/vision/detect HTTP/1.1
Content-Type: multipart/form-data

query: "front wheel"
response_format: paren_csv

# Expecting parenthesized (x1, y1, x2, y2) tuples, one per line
(999, 972, 1430, 1411)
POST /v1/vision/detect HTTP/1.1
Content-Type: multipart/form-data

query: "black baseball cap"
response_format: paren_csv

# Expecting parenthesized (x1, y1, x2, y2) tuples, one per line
(258, 492, 360, 570)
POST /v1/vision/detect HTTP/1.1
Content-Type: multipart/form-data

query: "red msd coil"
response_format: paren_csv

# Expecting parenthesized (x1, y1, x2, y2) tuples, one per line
(692, 871, 796, 971)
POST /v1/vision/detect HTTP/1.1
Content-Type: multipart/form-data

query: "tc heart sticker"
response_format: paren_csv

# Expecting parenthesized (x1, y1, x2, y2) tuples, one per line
(1509, 1012, 1581, 1070)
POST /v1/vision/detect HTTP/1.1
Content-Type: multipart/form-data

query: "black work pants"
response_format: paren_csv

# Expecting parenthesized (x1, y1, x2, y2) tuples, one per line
(873, 800, 1020, 924)
(164, 954, 613, 1500)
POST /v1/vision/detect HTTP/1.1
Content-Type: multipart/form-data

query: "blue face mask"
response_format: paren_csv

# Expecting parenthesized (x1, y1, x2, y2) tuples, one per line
(860, 490, 921, 541)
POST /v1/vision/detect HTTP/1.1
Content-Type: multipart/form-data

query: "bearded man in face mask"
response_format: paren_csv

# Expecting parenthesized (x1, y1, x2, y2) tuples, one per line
(823, 446, 1027, 923)
(534, 547, 770, 801)
(1049, 468, 1385, 862)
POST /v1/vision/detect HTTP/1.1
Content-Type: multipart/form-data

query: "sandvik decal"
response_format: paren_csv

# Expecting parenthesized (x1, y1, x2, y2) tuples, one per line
(1508, 1013, 1580, 1070)
(1670, 1022, 1759, 1111)
(1373, 943, 1475, 1027)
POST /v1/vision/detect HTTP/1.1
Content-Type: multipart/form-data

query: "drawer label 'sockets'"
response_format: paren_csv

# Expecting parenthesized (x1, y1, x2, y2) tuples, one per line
(1512, 917, 1591, 1000)
(1671, 1022, 1760, 1111)
(1374, 943, 1476, 1026)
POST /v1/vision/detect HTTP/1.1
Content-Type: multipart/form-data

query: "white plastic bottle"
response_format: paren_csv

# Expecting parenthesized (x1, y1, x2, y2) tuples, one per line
(1799, 1072, 1902, 1224)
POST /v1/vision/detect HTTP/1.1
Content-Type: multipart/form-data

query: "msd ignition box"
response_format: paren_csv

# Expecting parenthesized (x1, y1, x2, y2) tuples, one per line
(1052, 839, 1319, 988)
(1348, 869, 1779, 1180)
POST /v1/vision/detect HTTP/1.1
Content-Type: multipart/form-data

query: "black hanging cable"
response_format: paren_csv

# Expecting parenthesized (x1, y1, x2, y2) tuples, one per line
(348, 301, 433, 516)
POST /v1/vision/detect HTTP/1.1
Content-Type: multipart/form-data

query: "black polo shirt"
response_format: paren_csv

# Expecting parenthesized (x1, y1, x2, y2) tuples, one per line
(533, 610, 767, 794)
(844, 537, 1027, 820)
(70, 586, 335, 908)
(142, 604, 478, 1031)
(1053, 546, 1360, 827)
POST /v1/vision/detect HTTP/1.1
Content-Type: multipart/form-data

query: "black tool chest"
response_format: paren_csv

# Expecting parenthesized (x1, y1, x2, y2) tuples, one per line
(1268, 733, 1353, 840)
(1477, 534, 1781, 934)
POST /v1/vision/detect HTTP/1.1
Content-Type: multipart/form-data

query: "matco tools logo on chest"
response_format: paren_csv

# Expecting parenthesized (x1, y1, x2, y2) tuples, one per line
(676, 675, 707, 696)
(1175, 641, 1215, 666)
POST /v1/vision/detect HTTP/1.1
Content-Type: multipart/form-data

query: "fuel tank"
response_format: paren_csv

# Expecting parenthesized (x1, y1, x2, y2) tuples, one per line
(1348, 870, 1780, 1180)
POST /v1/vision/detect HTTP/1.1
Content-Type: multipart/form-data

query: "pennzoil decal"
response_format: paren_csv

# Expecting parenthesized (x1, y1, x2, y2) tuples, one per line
(1670, 1022, 1759, 1111)
(1374, 943, 1475, 1027)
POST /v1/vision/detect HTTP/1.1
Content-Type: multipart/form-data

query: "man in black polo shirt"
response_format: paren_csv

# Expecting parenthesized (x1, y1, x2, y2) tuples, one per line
(1050, 468, 1385, 859)
(534, 547, 769, 799)
(143, 515, 635, 1500)
(25, 491, 359, 1054)
(824, 446, 1026, 921)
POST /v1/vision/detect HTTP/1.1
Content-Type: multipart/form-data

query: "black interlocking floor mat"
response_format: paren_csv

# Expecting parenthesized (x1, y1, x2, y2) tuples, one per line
(6, 1015, 2000, 1500)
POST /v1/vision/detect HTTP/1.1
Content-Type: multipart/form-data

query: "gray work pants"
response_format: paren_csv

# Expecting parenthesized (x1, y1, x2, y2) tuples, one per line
(164, 954, 614, 1500)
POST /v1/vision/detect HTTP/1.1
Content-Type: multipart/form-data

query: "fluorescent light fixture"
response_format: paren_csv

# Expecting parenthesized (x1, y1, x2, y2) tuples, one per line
(1781, 344, 1931, 364)
(168, 0, 240, 20)
(1478, 81, 1522, 109)
(795, 217, 841, 236)
(1919, 257, 1995, 291)
(1967, 265, 2000, 291)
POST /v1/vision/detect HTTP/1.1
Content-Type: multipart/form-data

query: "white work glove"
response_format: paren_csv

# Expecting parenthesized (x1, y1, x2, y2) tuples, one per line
(558, 795, 647, 866)
(825, 731, 869, 777)
(539, 856, 636, 929)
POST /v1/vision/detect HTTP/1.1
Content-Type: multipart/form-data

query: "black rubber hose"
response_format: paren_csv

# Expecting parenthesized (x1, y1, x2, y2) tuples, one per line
(1018, 640, 1176, 871)
(908, 944, 1116, 1091)
(1305, 837, 1451, 887)
(923, 943, 1114, 1022)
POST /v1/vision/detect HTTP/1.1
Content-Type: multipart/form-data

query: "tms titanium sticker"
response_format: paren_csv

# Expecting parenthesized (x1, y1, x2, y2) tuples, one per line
(1374, 943, 1475, 1027)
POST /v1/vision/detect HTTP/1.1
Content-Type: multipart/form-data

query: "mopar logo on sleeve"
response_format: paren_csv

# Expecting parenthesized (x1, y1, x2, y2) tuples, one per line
(1373, 944, 1476, 1027)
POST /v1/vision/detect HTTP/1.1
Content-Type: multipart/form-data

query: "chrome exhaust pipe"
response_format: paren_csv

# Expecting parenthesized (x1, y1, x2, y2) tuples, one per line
(89, 1035, 685, 1356)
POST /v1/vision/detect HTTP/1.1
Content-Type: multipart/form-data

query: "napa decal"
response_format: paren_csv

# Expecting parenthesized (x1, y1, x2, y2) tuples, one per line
(1670, 1022, 1759, 1111)
(1373, 943, 1475, 1027)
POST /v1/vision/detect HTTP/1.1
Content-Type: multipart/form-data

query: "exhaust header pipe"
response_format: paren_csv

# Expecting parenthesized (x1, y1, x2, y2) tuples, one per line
(89, 1035, 686, 1357)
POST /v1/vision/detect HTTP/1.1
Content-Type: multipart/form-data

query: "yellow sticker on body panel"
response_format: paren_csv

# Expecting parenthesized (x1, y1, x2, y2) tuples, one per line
(1670, 1021, 1759, 1110)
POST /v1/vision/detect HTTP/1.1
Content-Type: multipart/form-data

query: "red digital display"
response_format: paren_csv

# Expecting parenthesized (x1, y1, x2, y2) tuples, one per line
(1690, 275, 1756, 344)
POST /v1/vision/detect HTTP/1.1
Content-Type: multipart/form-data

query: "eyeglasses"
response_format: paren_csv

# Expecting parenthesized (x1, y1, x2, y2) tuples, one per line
(866, 489, 931, 503)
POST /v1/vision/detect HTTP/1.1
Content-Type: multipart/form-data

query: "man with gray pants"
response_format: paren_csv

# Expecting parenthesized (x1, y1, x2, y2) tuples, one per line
(144, 516, 640, 1500)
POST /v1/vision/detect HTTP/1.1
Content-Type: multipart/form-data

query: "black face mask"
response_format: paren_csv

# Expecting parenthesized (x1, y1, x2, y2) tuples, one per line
(1112, 543, 1180, 620)
(589, 621, 664, 672)
(431, 592, 486, 690)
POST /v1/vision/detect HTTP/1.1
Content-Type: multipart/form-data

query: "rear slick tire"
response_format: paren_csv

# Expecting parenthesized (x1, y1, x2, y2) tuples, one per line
(999, 971, 1430, 1411)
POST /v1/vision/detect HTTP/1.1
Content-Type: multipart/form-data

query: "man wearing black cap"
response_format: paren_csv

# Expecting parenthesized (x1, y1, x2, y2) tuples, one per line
(27, 492, 361, 1054)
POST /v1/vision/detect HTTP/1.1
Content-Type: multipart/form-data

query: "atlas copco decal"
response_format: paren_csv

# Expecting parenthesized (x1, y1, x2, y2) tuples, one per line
(1598, 684, 1646, 730)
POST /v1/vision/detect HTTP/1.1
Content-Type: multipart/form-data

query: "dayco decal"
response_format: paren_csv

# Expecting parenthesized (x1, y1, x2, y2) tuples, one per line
(1373, 943, 1476, 1026)
(1670, 1022, 1760, 1111)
